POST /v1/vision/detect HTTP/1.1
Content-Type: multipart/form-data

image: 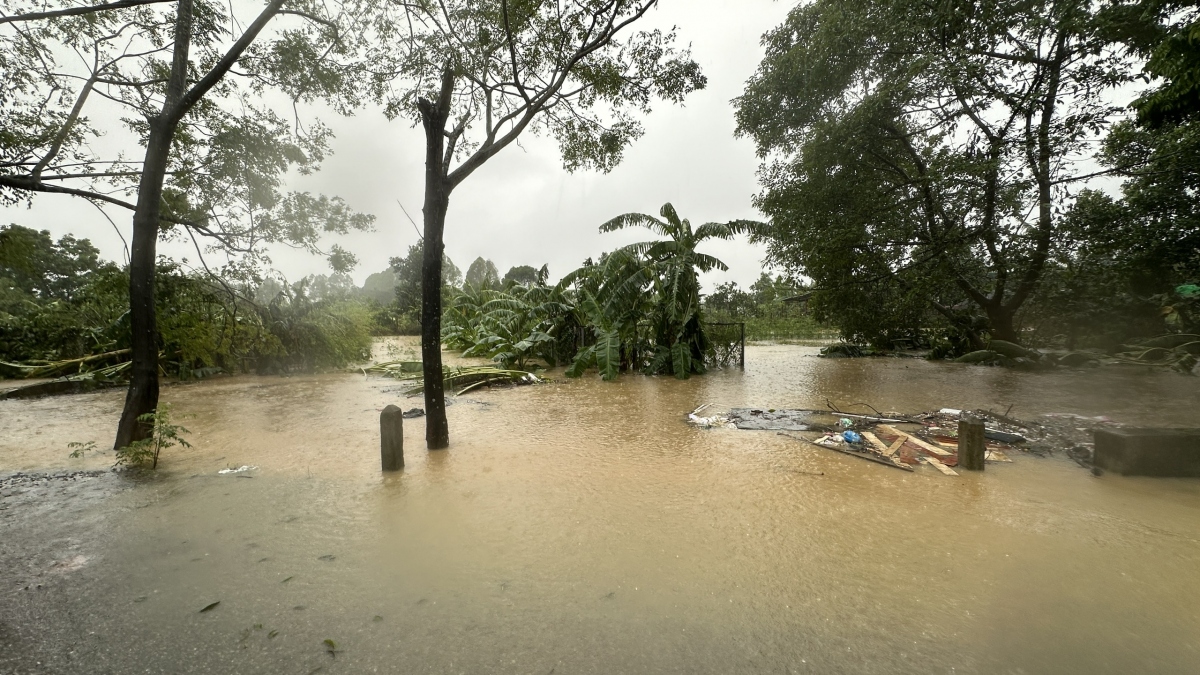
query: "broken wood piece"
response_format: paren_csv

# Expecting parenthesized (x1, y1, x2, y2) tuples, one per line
(862, 431, 891, 455)
(885, 437, 905, 457)
(876, 424, 953, 457)
(923, 455, 960, 476)
(984, 450, 1012, 462)
(779, 433, 913, 472)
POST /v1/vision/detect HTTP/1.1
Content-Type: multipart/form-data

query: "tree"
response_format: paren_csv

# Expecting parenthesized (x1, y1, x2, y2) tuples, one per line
(371, 0, 705, 448)
(557, 203, 750, 380)
(735, 0, 1135, 346)
(1120, 1, 1200, 126)
(390, 241, 460, 326)
(1, 0, 368, 447)
(502, 264, 540, 287)
(0, 225, 108, 300)
(464, 257, 501, 290)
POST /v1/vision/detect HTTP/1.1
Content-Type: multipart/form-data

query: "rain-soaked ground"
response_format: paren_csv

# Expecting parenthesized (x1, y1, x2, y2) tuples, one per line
(2, 339, 1200, 674)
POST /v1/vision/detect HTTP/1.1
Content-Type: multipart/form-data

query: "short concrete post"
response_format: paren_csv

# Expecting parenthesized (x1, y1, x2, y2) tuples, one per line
(958, 414, 986, 471)
(381, 405, 404, 471)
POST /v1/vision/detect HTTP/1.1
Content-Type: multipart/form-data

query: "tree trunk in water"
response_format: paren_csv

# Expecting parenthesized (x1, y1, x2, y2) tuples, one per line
(417, 68, 455, 450)
(113, 0, 193, 450)
(114, 120, 175, 449)
(420, 184, 450, 450)
(985, 304, 1019, 344)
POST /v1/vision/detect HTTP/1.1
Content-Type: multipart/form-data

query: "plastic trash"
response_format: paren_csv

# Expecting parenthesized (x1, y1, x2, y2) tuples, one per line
(842, 430, 862, 444)
(1177, 284, 1200, 298)
(218, 465, 256, 474)
(839, 418, 854, 428)
(939, 408, 963, 416)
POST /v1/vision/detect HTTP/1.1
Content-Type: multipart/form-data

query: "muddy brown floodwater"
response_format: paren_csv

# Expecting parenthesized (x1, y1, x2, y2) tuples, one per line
(3, 340, 1200, 674)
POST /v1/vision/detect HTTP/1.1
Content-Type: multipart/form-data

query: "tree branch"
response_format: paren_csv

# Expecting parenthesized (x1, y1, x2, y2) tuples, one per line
(0, 0, 174, 25)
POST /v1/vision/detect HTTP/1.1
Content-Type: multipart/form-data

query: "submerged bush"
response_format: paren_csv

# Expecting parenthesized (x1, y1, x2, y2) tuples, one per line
(1, 226, 373, 376)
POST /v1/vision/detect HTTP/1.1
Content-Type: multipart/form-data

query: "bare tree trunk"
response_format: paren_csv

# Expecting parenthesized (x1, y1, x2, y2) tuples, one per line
(420, 184, 450, 450)
(417, 68, 455, 450)
(114, 0, 194, 449)
(114, 121, 175, 448)
(984, 304, 1019, 344)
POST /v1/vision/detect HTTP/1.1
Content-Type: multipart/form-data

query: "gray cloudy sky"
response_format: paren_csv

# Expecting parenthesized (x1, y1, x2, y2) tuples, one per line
(2, 0, 795, 290)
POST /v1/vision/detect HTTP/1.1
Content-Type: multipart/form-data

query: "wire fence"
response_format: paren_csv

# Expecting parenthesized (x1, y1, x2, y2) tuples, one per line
(703, 322, 745, 370)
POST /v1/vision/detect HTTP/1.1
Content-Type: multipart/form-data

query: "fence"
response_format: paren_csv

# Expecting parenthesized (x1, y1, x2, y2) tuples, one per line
(703, 321, 745, 370)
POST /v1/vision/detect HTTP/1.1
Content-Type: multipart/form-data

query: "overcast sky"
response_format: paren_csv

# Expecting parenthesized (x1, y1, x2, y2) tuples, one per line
(1, 0, 797, 290)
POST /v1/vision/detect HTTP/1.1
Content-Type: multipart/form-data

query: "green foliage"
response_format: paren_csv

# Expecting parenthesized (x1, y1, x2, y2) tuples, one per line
(0, 225, 110, 300)
(502, 265, 541, 288)
(117, 404, 191, 469)
(464, 257, 501, 291)
(1023, 116, 1200, 349)
(704, 274, 835, 341)
(442, 281, 572, 370)
(387, 242, 461, 334)
(370, 1, 706, 175)
(554, 204, 752, 379)
(1112, 2, 1200, 126)
(1, 0, 371, 254)
(440, 205, 749, 380)
(1, 230, 374, 377)
(67, 440, 97, 459)
(735, 0, 1138, 346)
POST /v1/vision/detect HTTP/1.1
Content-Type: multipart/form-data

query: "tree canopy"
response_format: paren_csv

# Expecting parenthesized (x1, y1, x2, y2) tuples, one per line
(735, 0, 1137, 346)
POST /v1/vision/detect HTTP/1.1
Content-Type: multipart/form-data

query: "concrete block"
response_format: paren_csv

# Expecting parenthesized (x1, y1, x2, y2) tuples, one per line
(381, 405, 404, 471)
(1093, 428, 1200, 477)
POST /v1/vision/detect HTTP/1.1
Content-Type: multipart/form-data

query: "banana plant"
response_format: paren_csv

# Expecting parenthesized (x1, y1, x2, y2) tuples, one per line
(595, 203, 753, 379)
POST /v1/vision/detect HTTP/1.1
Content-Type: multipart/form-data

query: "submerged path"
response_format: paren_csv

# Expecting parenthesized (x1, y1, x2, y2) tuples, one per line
(3, 343, 1200, 674)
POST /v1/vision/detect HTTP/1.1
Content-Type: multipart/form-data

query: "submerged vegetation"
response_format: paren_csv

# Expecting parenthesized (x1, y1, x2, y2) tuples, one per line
(440, 204, 753, 380)
(1, 225, 373, 380)
(703, 274, 834, 342)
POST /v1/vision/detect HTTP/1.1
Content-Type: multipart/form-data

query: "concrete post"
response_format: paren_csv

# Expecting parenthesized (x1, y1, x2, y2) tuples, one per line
(381, 404, 404, 471)
(958, 414, 986, 471)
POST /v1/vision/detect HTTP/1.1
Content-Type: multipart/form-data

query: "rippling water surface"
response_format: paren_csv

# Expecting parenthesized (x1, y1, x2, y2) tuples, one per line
(2, 340, 1199, 674)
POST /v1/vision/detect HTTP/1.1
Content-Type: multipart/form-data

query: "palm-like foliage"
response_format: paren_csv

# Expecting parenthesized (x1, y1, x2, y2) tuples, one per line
(441, 204, 753, 380)
(589, 203, 753, 378)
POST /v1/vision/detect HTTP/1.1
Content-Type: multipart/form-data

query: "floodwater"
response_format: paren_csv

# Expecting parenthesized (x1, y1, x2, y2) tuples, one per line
(2, 340, 1200, 674)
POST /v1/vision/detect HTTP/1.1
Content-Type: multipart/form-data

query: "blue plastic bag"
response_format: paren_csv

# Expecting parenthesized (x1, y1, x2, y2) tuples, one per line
(842, 430, 862, 444)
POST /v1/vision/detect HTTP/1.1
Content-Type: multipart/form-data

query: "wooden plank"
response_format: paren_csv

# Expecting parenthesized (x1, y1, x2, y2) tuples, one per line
(877, 424, 953, 457)
(862, 431, 890, 454)
(780, 434, 913, 472)
(985, 450, 1013, 463)
(924, 455, 960, 476)
(885, 437, 905, 457)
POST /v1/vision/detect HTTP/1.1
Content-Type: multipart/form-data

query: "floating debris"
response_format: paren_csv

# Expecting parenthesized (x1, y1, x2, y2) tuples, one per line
(359, 361, 542, 396)
(218, 465, 257, 475)
(691, 402, 1115, 476)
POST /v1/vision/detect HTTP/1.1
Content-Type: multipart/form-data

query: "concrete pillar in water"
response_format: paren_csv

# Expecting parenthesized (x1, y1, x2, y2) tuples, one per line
(381, 404, 404, 471)
(958, 414, 985, 471)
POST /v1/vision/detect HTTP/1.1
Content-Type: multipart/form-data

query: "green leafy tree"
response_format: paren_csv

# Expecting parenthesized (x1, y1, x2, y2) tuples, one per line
(1, 0, 369, 449)
(0, 225, 111, 300)
(389, 242, 460, 331)
(464, 257, 501, 291)
(1117, 1, 1200, 126)
(502, 265, 541, 288)
(367, 0, 706, 448)
(735, 0, 1137, 347)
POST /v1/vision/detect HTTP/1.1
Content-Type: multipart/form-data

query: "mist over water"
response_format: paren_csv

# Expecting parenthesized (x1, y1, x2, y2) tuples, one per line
(3, 339, 1199, 674)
